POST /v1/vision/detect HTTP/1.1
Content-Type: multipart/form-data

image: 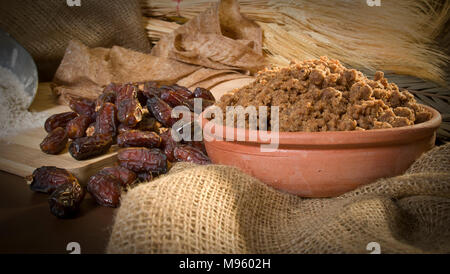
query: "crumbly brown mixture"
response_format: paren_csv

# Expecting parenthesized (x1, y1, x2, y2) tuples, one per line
(217, 56, 432, 132)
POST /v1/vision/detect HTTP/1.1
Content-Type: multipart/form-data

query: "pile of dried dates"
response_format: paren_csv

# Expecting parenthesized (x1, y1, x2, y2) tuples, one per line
(31, 82, 215, 218)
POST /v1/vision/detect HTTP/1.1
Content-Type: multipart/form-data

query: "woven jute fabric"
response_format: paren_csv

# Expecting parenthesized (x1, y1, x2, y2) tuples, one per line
(106, 144, 450, 254)
(0, 0, 150, 81)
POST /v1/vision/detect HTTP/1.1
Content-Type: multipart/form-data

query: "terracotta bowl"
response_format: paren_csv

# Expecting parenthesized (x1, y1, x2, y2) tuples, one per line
(199, 105, 441, 197)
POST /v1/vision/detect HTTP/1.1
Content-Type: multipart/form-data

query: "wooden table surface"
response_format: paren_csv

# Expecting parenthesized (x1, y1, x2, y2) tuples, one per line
(0, 170, 116, 254)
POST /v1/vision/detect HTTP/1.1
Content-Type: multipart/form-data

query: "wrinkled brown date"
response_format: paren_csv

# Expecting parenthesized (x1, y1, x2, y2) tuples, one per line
(49, 180, 85, 218)
(69, 134, 113, 160)
(117, 98, 143, 127)
(146, 95, 179, 127)
(116, 84, 143, 127)
(69, 97, 96, 121)
(118, 147, 168, 174)
(27, 166, 79, 194)
(40, 127, 68, 154)
(98, 166, 137, 187)
(173, 145, 211, 165)
(191, 87, 215, 101)
(66, 115, 92, 139)
(160, 88, 189, 108)
(160, 130, 178, 162)
(161, 84, 192, 99)
(87, 172, 122, 207)
(44, 112, 78, 133)
(117, 130, 161, 148)
(116, 84, 136, 103)
(95, 102, 118, 137)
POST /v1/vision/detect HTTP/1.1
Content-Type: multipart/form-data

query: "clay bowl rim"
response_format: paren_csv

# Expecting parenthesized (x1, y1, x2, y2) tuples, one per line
(199, 104, 441, 147)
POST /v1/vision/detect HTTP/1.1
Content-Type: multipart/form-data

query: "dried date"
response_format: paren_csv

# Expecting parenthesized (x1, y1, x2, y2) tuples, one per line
(173, 145, 211, 165)
(147, 95, 182, 128)
(117, 130, 161, 148)
(66, 115, 92, 139)
(44, 112, 78, 133)
(147, 95, 176, 127)
(68, 134, 113, 160)
(87, 172, 122, 207)
(118, 147, 168, 174)
(160, 130, 178, 162)
(49, 180, 85, 218)
(160, 88, 188, 108)
(98, 166, 137, 187)
(116, 84, 136, 103)
(95, 102, 118, 137)
(40, 127, 68, 154)
(69, 97, 96, 120)
(26, 166, 79, 194)
(116, 84, 143, 127)
(192, 87, 215, 101)
(117, 98, 143, 127)
(162, 84, 192, 99)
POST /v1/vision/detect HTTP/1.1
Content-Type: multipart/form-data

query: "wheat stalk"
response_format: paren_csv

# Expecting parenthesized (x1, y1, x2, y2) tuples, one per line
(141, 0, 450, 84)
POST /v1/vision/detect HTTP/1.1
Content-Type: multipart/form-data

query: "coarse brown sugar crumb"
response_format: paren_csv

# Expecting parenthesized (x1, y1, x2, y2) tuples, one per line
(217, 56, 432, 132)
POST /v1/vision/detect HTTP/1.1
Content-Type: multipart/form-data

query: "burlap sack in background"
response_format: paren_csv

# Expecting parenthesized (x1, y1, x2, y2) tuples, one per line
(107, 144, 450, 254)
(0, 0, 151, 81)
(50, 0, 260, 104)
(52, 40, 200, 104)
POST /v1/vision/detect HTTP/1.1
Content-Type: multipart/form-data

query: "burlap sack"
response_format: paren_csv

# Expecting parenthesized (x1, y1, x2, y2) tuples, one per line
(106, 144, 450, 254)
(0, 0, 151, 81)
(49, 0, 261, 103)
(52, 40, 200, 104)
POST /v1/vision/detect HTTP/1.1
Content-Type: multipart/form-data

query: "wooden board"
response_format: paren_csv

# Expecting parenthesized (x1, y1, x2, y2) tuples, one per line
(0, 83, 118, 183)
